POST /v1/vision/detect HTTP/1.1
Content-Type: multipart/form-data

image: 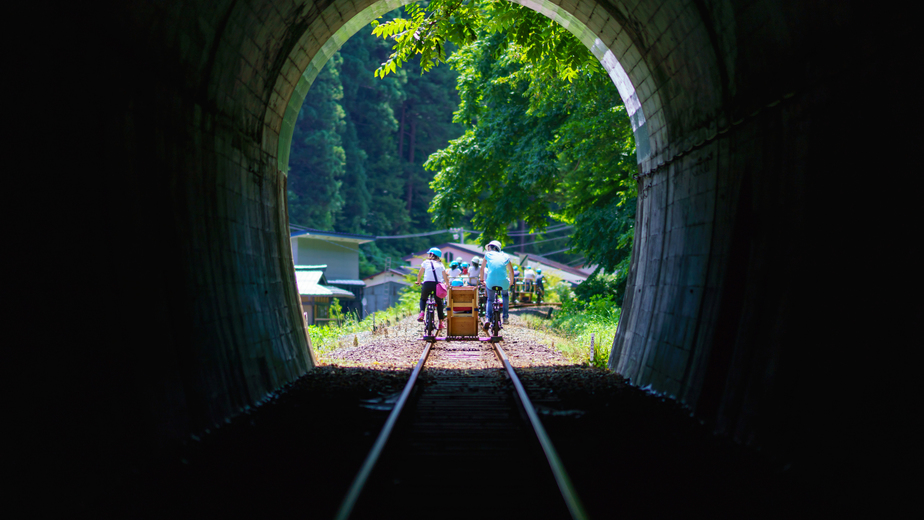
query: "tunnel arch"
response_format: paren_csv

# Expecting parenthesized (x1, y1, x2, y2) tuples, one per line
(261, 0, 737, 422)
(50, 0, 915, 493)
(271, 0, 656, 172)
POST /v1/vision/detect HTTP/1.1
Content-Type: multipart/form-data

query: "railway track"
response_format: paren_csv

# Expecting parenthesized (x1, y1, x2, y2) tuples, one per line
(336, 340, 587, 520)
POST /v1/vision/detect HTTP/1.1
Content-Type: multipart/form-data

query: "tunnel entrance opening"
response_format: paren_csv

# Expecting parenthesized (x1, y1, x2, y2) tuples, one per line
(277, 0, 653, 361)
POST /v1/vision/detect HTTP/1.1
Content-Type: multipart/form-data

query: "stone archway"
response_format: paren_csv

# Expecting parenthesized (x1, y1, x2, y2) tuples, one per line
(44, 1, 913, 483)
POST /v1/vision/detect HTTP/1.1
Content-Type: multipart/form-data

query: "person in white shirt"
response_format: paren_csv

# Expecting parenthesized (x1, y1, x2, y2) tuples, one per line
(467, 257, 481, 286)
(448, 261, 463, 283)
(524, 266, 537, 292)
(416, 247, 450, 330)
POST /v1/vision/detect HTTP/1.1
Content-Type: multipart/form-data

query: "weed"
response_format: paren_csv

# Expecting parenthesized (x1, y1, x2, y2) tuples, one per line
(523, 293, 620, 367)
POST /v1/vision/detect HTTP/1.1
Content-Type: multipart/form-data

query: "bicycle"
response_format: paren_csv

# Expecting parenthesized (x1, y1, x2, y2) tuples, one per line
(488, 285, 504, 338)
(477, 283, 486, 318)
(423, 293, 437, 338)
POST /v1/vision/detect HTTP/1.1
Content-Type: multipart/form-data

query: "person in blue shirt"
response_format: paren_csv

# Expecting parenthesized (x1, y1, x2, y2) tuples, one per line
(479, 240, 515, 327)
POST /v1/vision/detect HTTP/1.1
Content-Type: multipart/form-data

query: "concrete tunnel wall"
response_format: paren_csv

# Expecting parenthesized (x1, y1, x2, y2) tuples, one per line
(44, 0, 915, 492)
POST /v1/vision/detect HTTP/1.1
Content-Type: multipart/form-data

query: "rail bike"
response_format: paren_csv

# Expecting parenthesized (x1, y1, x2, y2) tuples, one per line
(510, 280, 545, 307)
(421, 283, 503, 343)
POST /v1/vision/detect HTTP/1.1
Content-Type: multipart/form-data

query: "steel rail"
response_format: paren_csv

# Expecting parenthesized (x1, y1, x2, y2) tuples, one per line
(335, 342, 433, 520)
(493, 344, 589, 520)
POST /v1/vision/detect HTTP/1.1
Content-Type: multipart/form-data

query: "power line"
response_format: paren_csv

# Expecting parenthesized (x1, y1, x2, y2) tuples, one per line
(293, 223, 572, 242)
(374, 229, 457, 240)
(372, 225, 571, 241)
(506, 224, 572, 237)
(539, 246, 574, 256)
(510, 234, 571, 249)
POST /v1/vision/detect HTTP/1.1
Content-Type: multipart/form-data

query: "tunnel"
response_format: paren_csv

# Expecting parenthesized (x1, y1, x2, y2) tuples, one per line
(36, 0, 914, 510)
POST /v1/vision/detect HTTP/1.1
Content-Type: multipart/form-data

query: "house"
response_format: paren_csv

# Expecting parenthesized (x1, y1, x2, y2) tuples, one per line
(402, 242, 485, 268)
(515, 253, 591, 287)
(294, 265, 357, 325)
(362, 266, 413, 317)
(290, 225, 374, 318)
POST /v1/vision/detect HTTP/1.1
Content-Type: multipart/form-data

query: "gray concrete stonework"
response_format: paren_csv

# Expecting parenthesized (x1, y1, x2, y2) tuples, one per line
(35, 0, 915, 492)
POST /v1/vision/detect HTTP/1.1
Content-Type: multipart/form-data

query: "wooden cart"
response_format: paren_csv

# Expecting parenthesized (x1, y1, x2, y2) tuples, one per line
(446, 286, 479, 337)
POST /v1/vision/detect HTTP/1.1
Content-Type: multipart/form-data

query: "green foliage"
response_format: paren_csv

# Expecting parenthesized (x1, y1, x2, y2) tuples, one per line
(307, 282, 422, 357)
(330, 298, 344, 325)
(417, 7, 636, 283)
(574, 268, 630, 307)
(517, 293, 619, 367)
(554, 294, 620, 367)
(288, 14, 465, 276)
(287, 54, 346, 229)
(371, 0, 600, 82)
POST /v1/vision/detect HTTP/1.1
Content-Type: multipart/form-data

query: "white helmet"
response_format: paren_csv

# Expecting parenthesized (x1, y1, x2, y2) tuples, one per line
(487, 240, 502, 251)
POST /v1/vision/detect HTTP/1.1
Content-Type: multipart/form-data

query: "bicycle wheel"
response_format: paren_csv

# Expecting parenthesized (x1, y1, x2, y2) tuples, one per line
(491, 299, 501, 337)
(425, 297, 436, 336)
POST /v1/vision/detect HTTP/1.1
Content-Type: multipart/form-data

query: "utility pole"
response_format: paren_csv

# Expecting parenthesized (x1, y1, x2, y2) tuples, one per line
(519, 220, 526, 254)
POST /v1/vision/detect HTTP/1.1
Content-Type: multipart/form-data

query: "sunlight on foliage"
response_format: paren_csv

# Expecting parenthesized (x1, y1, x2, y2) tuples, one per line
(519, 292, 620, 368)
(307, 284, 421, 358)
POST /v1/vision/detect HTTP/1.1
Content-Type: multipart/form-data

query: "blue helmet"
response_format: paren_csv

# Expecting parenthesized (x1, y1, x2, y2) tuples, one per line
(427, 247, 442, 258)
(450, 260, 460, 268)
(537, 268, 542, 274)
(461, 262, 469, 268)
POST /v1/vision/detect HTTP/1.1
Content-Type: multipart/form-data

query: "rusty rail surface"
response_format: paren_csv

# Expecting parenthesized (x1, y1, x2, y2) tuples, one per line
(336, 339, 585, 520)
(493, 343, 589, 520)
(334, 342, 432, 520)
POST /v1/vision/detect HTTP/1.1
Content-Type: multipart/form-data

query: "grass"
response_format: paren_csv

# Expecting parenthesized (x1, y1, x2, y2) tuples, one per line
(307, 284, 420, 358)
(306, 280, 621, 369)
(518, 294, 620, 368)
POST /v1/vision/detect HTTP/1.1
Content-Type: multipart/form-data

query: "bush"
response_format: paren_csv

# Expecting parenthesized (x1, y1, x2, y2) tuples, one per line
(574, 269, 629, 306)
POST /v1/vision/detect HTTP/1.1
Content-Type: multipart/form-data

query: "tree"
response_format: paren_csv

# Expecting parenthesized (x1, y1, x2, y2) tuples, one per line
(287, 14, 464, 276)
(287, 54, 346, 230)
(372, 1, 637, 299)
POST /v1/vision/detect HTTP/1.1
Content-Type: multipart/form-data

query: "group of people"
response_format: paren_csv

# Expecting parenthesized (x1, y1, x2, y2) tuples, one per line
(415, 241, 543, 332)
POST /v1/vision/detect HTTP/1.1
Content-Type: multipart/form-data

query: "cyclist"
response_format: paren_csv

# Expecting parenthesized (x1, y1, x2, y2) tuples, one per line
(479, 240, 514, 328)
(524, 265, 537, 293)
(468, 257, 481, 287)
(416, 247, 450, 331)
(448, 260, 463, 283)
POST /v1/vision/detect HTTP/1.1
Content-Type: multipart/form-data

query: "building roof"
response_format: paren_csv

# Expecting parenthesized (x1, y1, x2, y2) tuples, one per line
(363, 267, 413, 280)
(363, 267, 414, 288)
(517, 253, 590, 279)
(326, 279, 366, 286)
(289, 225, 374, 243)
(294, 267, 356, 298)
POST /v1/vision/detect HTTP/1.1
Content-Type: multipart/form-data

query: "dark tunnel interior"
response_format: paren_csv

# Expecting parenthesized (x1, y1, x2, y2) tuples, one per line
(21, 0, 917, 512)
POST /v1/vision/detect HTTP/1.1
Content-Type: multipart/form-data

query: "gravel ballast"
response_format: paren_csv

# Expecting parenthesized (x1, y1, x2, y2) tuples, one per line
(93, 314, 809, 518)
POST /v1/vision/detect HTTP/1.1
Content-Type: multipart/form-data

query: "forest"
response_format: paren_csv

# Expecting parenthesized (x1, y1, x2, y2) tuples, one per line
(287, 1, 637, 300)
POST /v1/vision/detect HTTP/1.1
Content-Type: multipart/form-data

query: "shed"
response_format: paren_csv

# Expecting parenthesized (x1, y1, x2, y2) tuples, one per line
(294, 265, 356, 326)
